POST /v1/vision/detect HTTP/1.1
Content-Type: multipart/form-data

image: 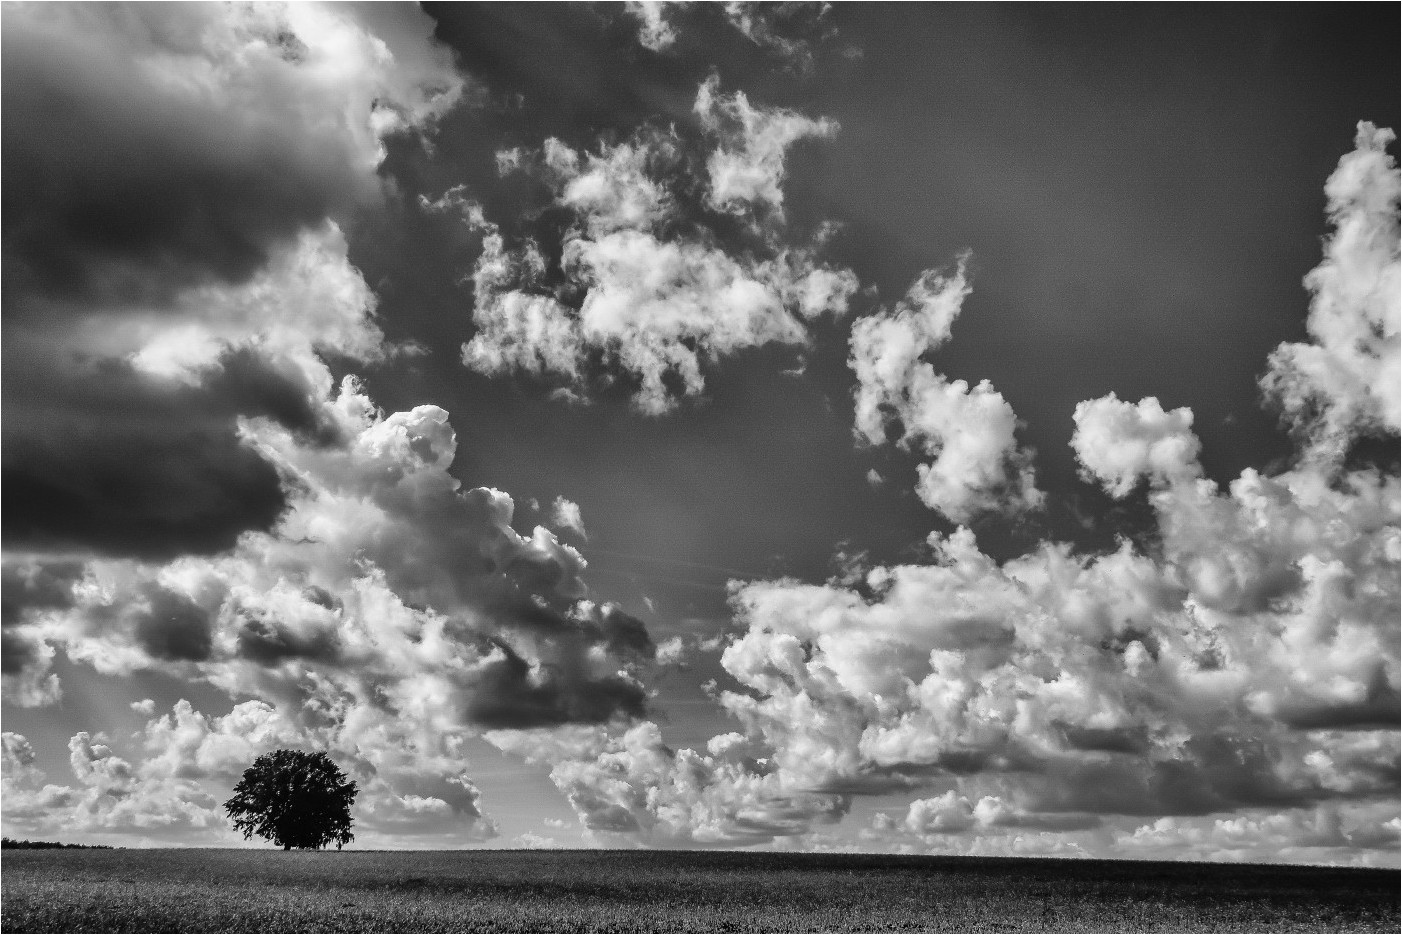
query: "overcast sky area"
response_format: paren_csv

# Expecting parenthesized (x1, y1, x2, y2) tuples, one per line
(2, 2, 1399, 865)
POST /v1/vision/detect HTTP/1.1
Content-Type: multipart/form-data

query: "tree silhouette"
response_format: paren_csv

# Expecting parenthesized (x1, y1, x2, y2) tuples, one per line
(224, 750, 357, 850)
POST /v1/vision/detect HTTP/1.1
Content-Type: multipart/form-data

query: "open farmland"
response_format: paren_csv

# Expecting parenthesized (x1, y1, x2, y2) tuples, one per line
(1, 848, 1397, 933)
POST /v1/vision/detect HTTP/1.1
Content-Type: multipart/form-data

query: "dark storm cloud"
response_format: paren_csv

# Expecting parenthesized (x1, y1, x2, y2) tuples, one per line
(1032, 733, 1400, 819)
(0, 559, 82, 627)
(0, 616, 57, 675)
(1273, 665, 1402, 732)
(0, 345, 349, 560)
(0, 2, 461, 561)
(0, 559, 83, 706)
(0, 631, 44, 678)
(1, 4, 378, 306)
(204, 346, 347, 446)
(133, 586, 213, 663)
(2, 434, 283, 562)
(235, 614, 341, 667)
(464, 640, 649, 729)
(455, 596, 653, 729)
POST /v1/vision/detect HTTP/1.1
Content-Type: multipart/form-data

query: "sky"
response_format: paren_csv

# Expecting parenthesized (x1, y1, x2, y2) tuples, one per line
(1, 2, 1398, 866)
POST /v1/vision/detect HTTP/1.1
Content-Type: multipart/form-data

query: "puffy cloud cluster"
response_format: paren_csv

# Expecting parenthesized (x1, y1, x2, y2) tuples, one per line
(523, 127, 1394, 857)
(1115, 802, 1400, 867)
(1262, 122, 1400, 463)
(618, 2, 836, 72)
(3, 384, 658, 841)
(894, 791, 1102, 839)
(2, 703, 494, 846)
(10, 384, 655, 713)
(449, 80, 857, 414)
(2, 1, 465, 561)
(850, 257, 1043, 521)
(864, 797, 1400, 867)
(0, 729, 225, 843)
(462, 130, 1395, 855)
(0, 4, 671, 847)
(486, 721, 847, 847)
(718, 468, 1396, 824)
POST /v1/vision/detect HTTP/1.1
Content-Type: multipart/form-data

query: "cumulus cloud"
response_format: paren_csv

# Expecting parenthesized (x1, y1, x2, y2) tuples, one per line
(486, 721, 847, 847)
(660, 126, 1397, 858)
(1116, 803, 1400, 867)
(1070, 393, 1203, 497)
(4, 3, 1394, 865)
(528, 136, 1396, 850)
(622, 1, 681, 52)
(2, 704, 496, 846)
(0, 727, 230, 842)
(0, 2, 654, 850)
(2, 733, 43, 788)
(721, 499, 1396, 822)
(694, 74, 837, 216)
(447, 80, 857, 414)
(616, 2, 837, 71)
(901, 792, 1101, 837)
(512, 832, 560, 849)
(1262, 122, 1400, 463)
(4, 389, 661, 841)
(4, 368, 665, 841)
(850, 257, 1043, 521)
(32, 386, 653, 724)
(474, 427, 1388, 850)
(551, 497, 589, 540)
(0, 2, 672, 834)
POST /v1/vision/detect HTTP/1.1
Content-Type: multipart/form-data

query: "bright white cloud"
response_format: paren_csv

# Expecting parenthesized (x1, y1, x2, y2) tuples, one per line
(850, 257, 1043, 521)
(1116, 803, 1400, 866)
(0, 730, 226, 842)
(1263, 122, 1400, 463)
(3, 384, 658, 842)
(486, 721, 847, 847)
(551, 497, 589, 540)
(722, 2, 833, 74)
(623, 1, 682, 52)
(1070, 393, 1203, 497)
(617, 2, 836, 71)
(694, 74, 837, 216)
(722, 494, 1397, 816)
(697, 130, 1399, 858)
(452, 82, 857, 413)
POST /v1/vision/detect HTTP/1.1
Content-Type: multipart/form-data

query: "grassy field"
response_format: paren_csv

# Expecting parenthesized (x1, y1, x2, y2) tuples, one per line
(1, 848, 1397, 933)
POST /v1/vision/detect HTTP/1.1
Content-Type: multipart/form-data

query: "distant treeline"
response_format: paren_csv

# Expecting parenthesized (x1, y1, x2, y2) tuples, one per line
(1, 838, 114, 850)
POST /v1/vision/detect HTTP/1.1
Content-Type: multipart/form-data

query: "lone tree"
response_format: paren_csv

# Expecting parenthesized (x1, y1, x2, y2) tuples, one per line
(224, 749, 357, 850)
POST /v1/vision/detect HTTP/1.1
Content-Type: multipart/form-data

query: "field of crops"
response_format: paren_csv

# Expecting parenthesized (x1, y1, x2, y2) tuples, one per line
(2, 847, 1397, 933)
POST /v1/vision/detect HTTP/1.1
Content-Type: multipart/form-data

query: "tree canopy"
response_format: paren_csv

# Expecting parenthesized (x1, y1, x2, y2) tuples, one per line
(223, 749, 357, 850)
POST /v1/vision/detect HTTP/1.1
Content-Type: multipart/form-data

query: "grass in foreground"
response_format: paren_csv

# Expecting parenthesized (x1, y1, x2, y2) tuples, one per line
(2, 848, 1397, 933)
